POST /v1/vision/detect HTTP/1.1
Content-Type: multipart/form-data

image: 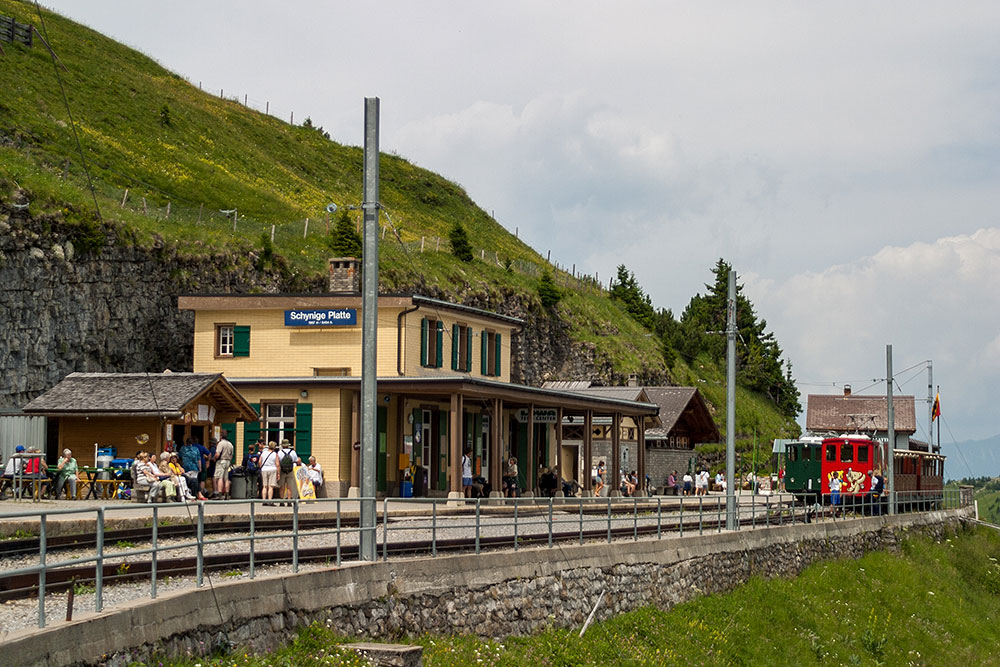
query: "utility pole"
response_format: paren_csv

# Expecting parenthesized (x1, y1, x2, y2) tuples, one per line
(725, 269, 736, 530)
(886, 345, 895, 516)
(359, 97, 380, 561)
(927, 361, 934, 452)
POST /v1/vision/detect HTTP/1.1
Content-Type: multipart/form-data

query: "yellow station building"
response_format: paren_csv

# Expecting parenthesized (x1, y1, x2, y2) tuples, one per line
(179, 259, 660, 498)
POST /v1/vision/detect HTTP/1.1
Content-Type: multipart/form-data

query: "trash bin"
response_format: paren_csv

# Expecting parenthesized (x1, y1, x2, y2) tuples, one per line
(230, 469, 248, 499)
(401, 481, 413, 498)
(413, 466, 427, 497)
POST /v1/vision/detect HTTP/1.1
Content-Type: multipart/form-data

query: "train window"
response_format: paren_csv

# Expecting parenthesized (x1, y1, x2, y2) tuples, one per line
(841, 443, 854, 463)
(858, 445, 869, 463)
(788, 447, 797, 462)
(811, 446, 821, 461)
(826, 444, 836, 462)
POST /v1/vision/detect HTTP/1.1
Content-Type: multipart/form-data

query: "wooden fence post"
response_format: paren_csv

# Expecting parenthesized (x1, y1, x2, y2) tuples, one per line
(165, 202, 170, 219)
(120, 188, 129, 208)
(142, 197, 147, 215)
(304, 218, 309, 238)
(420, 236, 425, 253)
(270, 225, 275, 243)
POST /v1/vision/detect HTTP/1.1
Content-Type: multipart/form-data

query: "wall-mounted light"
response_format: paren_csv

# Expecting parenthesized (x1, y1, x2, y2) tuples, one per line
(300, 389, 309, 399)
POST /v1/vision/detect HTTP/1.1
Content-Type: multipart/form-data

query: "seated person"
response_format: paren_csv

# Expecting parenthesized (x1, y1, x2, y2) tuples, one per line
(307, 456, 324, 495)
(54, 449, 79, 500)
(561, 477, 580, 497)
(0, 445, 26, 498)
(620, 472, 636, 497)
(538, 467, 559, 497)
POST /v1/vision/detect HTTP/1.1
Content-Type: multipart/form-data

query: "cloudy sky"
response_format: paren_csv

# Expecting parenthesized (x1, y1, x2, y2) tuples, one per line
(43, 1, 1000, 444)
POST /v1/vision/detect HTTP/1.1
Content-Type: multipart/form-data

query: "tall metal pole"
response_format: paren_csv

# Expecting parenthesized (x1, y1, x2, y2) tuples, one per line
(886, 344, 895, 516)
(725, 270, 736, 530)
(359, 97, 380, 561)
(927, 361, 934, 452)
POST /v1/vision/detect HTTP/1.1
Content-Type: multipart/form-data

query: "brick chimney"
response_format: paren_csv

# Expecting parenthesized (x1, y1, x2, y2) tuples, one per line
(627, 373, 639, 387)
(328, 258, 360, 293)
(844, 384, 852, 397)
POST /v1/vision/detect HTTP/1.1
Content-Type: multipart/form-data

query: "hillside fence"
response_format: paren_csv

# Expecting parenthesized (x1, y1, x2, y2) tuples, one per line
(7, 152, 610, 295)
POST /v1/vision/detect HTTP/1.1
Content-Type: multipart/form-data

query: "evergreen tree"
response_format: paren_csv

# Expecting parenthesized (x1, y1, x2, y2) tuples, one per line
(327, 210, 362, 258)
(449, 221, 474, 262)
(609, 264, 657, 330)
(537, 270, 562, 309)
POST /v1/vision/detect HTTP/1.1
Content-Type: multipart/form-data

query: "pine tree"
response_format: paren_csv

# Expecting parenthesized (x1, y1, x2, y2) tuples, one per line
(449, 221, 474, 262)
(327, 210, 362, 258)
(537, 270, 562, 309)
(609, 264, 656, 330)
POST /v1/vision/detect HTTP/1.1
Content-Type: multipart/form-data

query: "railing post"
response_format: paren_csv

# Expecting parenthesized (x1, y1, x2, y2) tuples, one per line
(513, 498, 518, 551)
(96, 508, 104, 613)
(657, 497, 662, 540)
(679, 495, 684, 537)
(336, 499, 341, 567)
(292, 499, 299, 573)
(38, 514, 46, 628)
(579, 498, 584, 545)
(606, 497, 612, 543)
(633, 498, 638, 541)
(751, 489, 756, 528)
(698, 496, 704, 535)
(383, 497, 390, 561)
(717, 497, 722, 533)
(548, 497, 554, 548)
(249, 499, 256, 579)
(476, 498, 481, 555)
(151, 506, 158, 599)
(432, 499, 438, 557)
(196, 502, 205, 587)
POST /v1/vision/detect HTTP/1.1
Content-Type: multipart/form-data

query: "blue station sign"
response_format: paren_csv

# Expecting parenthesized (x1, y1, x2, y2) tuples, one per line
(284, 309, 357, 326)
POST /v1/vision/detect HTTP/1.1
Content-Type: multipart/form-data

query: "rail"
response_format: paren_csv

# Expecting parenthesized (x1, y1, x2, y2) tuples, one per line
(0, 488, 968, 629)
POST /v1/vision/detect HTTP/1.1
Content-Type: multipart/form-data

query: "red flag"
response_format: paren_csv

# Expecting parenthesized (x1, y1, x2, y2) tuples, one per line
(932, 393, 941, 421)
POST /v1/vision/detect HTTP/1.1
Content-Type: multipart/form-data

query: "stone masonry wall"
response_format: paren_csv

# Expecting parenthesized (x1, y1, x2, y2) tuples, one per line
(3, 508, 972, 666)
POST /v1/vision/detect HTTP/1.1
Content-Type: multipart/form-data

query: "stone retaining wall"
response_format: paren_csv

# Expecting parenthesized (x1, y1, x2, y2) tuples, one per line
(3, 508, 973, 666)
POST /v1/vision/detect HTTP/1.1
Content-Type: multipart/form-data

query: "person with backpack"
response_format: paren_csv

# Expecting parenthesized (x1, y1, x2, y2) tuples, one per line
(259, 441, 279, 505)
(276, 438, 300, 506)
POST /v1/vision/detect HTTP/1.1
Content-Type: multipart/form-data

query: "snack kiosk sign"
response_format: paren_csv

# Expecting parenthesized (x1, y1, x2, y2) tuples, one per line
(284, 309, 357, 327)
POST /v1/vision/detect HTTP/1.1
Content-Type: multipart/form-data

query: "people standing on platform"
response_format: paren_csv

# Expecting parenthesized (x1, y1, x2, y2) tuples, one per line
(260, 441, 280, 505)
(504, 456, 519, 497)
(682, 471, 693, 496)
(213, 430, 234, 499)
(178, 438, 208, 501)
(462, 447, 474, 498)
(276, 439, 300, 506)
(594, 460, 606, 497)
(54, 449, 78, 500)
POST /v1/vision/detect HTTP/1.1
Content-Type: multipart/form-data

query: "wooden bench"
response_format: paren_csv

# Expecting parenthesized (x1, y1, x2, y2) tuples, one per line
(77, 478, 124, 500)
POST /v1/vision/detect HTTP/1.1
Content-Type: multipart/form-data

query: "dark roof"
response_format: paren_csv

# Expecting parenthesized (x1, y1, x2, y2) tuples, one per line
(23, 372, 258, 421)
(806, 394, 916, 433)
(643, 387, 721, 443)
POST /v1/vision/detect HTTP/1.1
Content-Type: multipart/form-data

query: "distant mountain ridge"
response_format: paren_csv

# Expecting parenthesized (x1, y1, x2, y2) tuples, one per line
(943, 433, 1000, 480)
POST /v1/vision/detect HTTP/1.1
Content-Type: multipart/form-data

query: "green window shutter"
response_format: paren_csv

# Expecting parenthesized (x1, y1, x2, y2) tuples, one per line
(420, 318, 428, 367)
(481, 330, 488, 376)
(495, 332, 502, 377)
(233, 325, 251, 357)
(466, 327, 473, 372)
(295, 402, 312, 460)
(435, 321, 444, 368)
(451, 324, 459, 370)
(243, 404, 261, 459)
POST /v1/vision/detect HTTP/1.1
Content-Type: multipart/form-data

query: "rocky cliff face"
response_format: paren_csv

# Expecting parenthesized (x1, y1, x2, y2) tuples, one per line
(1, 196, 668, 411)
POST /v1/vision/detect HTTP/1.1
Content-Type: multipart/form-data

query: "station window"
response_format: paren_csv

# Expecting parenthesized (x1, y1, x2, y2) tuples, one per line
(216, 324, 250, 358)
(421, 318, 443, 368)
(262, 403, 296, 445)
(451, 323, 473, 372)
(481, 329, 502, 377)
(841, 443, 854, 463)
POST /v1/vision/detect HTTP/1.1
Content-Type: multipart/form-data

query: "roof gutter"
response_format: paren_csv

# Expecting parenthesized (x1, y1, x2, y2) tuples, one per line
(397, 300, 422, 376)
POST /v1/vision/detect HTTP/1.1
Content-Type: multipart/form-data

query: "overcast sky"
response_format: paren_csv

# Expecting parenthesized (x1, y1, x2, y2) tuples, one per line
(42, 1, 1000, 444)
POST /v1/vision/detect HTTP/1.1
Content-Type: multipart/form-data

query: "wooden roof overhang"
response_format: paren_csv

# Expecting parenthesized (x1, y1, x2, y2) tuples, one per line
(229, 376, 660, 422)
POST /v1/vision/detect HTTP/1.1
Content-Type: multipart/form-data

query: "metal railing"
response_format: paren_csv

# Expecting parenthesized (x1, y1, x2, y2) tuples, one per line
(0, 488, 970, 629)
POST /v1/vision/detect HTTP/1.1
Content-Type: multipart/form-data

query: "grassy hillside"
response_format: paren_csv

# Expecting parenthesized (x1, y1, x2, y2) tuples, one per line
(156, 524, 1000, 666)
(0, 1, 798, 442)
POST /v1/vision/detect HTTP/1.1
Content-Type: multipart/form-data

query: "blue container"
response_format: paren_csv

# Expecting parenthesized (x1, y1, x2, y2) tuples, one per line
(401, 481, 413, 498)
(110, 458, 133, 469)
(97, 446, 116, 458)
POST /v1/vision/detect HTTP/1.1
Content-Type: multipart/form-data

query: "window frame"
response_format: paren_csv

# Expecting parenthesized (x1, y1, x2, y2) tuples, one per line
(215, 323, 236, 358)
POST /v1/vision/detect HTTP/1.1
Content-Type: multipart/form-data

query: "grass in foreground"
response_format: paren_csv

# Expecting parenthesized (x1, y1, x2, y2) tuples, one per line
(154, 524, 1000, 666)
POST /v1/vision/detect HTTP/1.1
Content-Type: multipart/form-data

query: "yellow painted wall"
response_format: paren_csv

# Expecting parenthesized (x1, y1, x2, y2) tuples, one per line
(400, 310, 515, 382)
(192, 308, 403, 378)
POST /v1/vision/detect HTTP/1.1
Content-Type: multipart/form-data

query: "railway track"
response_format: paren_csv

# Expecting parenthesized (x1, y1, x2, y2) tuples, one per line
(0, 507, 806, 601)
